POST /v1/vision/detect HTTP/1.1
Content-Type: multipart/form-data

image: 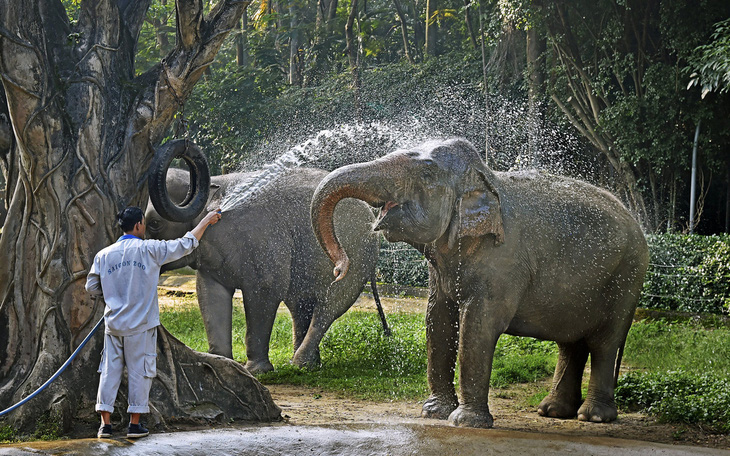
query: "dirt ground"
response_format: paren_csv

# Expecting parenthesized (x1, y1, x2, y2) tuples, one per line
(157, 277, 730, 451)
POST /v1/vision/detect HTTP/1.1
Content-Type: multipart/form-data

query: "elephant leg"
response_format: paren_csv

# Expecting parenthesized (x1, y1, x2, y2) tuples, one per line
(241, 285, 284, 374)
(578, 318, 633, 422)
(421, 288, 459, 420)
(196, 273, 235, 359)
(538, 340, 589, 418)
(290, 296, 316, 354)
(291, 295, 345, 369)
(448, 290, 519, 428)
(291, 275, 365, 368)
(578, 266, 643, 423)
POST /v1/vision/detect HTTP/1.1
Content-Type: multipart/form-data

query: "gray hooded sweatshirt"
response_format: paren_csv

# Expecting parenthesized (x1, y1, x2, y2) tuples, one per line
(85, 233, 199, 336)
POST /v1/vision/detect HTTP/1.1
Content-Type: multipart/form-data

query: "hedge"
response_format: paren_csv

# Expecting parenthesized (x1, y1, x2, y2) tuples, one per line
(641, 234, 730, 314)
(376, 234, 730, 315)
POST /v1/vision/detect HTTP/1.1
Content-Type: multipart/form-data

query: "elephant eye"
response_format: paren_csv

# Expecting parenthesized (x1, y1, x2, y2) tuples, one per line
(147, 219, 162, 231)
(421, 164, 437, 179)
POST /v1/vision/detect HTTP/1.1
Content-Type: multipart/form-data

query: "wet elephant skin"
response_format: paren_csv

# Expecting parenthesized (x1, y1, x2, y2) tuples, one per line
(311, 138, 649, 428)
(146, 167, 379, 373)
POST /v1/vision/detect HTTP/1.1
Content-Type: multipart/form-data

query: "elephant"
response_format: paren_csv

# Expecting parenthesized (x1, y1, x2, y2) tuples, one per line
(311, 138, 649, 428)
(146, 167, 384, 374)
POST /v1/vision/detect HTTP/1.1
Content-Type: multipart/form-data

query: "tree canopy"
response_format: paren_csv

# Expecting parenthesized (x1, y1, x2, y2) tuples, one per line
(128, 0, 730, 234)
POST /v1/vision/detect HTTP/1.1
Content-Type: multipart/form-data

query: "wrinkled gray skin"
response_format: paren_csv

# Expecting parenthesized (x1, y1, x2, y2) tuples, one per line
(146, 167, 379, 374)
(311, 138, 649, 428)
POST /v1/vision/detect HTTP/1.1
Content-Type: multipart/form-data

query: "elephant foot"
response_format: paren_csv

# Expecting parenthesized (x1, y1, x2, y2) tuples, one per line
(244, 359, 275, 375)
(576, 396, 618, 423)
(421, 394, 458, 420)
(291, 348, 322, 370)
(537, 393, 580, 419)
(448, 404, 494, 428)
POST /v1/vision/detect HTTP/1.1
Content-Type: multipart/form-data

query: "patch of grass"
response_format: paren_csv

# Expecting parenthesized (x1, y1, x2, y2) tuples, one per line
(0, 423, 18, 443)
(260, 311, 429, 401)
(617, 320, 730, 432)
(616, 370, 730, 432)
(492, 337, 557, 388)
(161, 303, 558, 402)
(526, 387, 551, 408)
(33, 411, 62, 441)
(623, 319, 730, 376)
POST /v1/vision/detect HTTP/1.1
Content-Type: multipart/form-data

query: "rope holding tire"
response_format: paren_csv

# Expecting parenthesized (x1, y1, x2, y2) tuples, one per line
(148, 139, 211, 223)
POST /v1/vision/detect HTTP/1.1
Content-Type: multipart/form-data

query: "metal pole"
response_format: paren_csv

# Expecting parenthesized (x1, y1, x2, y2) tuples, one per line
(689, 120, 701, 234)
(726, 163, 730, 233)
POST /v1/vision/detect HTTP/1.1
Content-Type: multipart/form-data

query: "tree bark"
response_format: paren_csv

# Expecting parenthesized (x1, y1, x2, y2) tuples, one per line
(345, 0, 362, 118)
(289, 0, 302, 86)
(237, 7, 250, 67)
(525, 25, 545, 167)
(0, 0, 280, 433)
(541, 2, 653, 230)
(393, 0, 414, 64)
(424, 0, 437, 57)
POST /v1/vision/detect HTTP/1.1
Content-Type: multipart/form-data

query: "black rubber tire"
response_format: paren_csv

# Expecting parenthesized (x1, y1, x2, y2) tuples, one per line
(148, 139, 211, 222)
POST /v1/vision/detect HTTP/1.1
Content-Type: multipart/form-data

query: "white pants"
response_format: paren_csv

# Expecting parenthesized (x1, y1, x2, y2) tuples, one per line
(96, 327, 157, 414)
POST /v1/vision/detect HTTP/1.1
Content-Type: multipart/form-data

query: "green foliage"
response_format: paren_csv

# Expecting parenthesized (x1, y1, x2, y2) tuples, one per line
(32, 411, 62, 441)
(491, 336, 556, 388)
(688, 18, 730, 97)
(642, 234, 730, 314)
(616, 370, 730, 433)
(376, 240, 429, 288)
(618, 320, 730, 432)
(161, 301, 556, 401)
(0, 423, 18, 443)
(624, 319, 730, 376)
(184, 52, 488, 173)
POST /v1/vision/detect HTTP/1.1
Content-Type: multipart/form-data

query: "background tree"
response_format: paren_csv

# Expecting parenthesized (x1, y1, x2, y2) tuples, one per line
(0, 0, 280, 433)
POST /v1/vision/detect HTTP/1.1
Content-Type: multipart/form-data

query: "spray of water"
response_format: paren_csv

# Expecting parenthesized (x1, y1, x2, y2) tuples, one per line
(218, 88, 593, 213)
(219, 121, 430, 213)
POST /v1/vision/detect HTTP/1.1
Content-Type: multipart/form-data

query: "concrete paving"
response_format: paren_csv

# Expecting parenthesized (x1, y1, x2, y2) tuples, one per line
(1, 423, 728, 456)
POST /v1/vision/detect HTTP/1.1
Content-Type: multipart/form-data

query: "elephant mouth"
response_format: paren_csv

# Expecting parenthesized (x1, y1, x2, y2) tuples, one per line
(374, 201, 399, 231)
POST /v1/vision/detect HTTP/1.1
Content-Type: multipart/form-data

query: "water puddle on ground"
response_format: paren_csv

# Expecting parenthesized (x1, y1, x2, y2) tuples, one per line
(1, 423, 727, 456)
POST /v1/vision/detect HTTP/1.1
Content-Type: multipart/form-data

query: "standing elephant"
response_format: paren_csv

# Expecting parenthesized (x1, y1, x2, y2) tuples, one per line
(146, 167, 382, 374)
(311, 138, 649, 428)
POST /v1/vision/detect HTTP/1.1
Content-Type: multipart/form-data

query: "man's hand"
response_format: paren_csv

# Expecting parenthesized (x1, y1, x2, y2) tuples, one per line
(191, 209, 222, 240)
(202, 209, 222, 226)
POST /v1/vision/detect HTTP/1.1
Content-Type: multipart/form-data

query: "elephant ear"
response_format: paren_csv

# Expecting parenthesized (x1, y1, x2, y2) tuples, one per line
(206, 183, 223, 211)
(449, 170, 504, 248)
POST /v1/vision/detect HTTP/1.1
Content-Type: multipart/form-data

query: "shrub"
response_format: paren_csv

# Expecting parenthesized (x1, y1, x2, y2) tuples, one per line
(642, 234, 730, 314)
(376, 239, 429, 288)
(616, 370, 730, 433)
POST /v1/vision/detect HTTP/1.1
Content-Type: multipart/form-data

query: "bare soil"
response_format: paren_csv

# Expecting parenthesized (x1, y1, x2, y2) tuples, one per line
(157, 276, 730, 450)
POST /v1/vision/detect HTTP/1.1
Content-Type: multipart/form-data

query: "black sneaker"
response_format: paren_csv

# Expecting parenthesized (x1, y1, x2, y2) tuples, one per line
(126, 423, 149, 438)
(97, 424, 112, 438)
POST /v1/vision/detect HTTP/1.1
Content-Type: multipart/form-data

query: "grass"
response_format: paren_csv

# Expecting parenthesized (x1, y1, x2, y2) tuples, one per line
(161, 296, 730, 432)
(617, 319, 730, 432)
(622, 319, 730, 376)
(160, 296, 558, 401)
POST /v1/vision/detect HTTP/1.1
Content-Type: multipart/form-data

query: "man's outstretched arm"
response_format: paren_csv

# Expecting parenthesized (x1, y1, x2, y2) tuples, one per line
(191, 209, 222, 240)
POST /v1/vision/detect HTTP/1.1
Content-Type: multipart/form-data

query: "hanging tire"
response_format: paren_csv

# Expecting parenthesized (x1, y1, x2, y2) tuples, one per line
(148, 139, 211, 222)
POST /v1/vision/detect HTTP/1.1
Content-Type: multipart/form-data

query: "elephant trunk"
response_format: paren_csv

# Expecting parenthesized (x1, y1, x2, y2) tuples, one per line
(311, 161, 391, 281)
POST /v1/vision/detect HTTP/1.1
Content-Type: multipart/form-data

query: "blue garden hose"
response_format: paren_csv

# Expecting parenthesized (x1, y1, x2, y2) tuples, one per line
(0, 316, 104, 418)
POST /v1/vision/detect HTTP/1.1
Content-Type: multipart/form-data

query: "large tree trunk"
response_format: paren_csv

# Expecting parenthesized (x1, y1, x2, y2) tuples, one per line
(0, 0, 280, 433)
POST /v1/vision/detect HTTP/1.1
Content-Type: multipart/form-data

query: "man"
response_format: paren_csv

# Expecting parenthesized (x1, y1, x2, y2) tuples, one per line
(86, 206, 222, 439)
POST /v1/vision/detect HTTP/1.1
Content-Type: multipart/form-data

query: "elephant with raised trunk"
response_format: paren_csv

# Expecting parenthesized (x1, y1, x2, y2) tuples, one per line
(311, 138, 649, 428)
(146, 167, 383, 374)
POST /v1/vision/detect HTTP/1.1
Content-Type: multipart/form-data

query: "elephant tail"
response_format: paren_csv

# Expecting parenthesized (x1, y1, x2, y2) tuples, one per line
(370, 276, 391, 337)
(613, 343, 625, 388)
